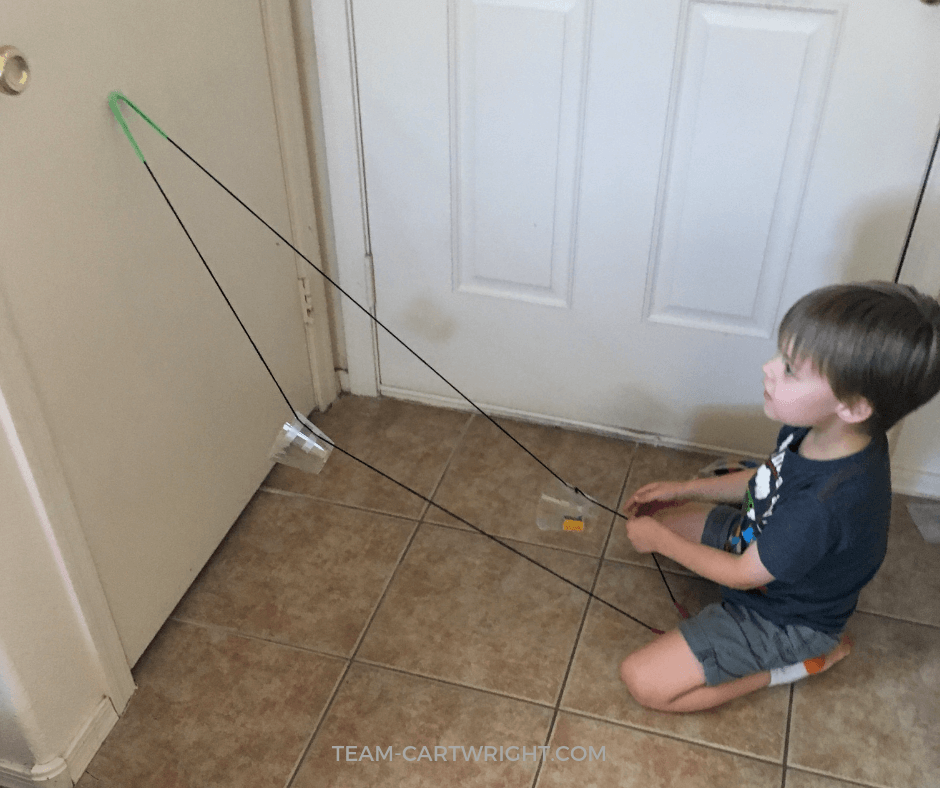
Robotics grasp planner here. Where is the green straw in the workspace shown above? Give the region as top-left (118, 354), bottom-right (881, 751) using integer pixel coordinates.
top-left (108, 91), bottom-right (168, 164)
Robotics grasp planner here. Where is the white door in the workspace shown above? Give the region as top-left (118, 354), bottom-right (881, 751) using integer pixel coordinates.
top-left (324, 0), bottom-right (940, 458)
top-left (1, 0), bottom-right (325, 663)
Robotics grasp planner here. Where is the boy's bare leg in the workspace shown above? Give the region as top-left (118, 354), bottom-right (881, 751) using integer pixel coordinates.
top-left (635, 499), bottom-right (714, 545)
top-left (624, 497), bottom-right (855, 711)
top-left (622, 630), bottom-right (854, 713)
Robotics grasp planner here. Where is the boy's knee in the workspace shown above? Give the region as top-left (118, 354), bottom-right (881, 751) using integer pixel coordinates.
top-left (620, 655), bottom-right (655, 707)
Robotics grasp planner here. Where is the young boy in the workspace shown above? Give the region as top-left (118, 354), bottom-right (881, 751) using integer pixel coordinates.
top-left (619, 281), bottom-right (940, 713)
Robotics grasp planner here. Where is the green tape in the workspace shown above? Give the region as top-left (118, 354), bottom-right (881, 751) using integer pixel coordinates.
top-left (108, 91), bottom-right (168, 164)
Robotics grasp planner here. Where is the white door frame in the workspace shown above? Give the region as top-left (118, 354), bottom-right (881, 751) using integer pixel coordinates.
top-left (261, 0), bottom-right (340, 408)
top-left (310, 0), bottom-right (380, 397)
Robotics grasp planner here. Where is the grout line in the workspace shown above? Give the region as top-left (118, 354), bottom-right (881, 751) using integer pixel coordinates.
top-left (417, 411), bottom-right (477, 523)
top-left (336, 413), bottom-right (477, 662)
top-left (529, 464), bottom-right (636, 787)
top-left (851, 606), bottom-right (940, 631)
top-left (344, 517), bottom-right (423, 661)
top-left (556, 707), bottom-right (790, 767)
top-left (781, 766), bottom-right (888, 788)
top-left (156, 618), bottom-right (354, 788)
top-left (166, 615), bottom-right (349, 661)
top-left (257, 485), bottom-right (422, 521)
top-left (338, 659), bottom-right (795, 775)
top-left (284, 658), bottom-right (355, 788)
top-left (348, 658), bottom-right (559, 711)
top-left (279, 411), bottom-right (475, 788)
top-left (555, 469), bottom-right (631, 709)
top-left (528, 720), bottom-right (551, 788)
top-left (604, 553), bottom-right (696, 577)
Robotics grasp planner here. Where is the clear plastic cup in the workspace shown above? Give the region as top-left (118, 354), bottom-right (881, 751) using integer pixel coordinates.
top-left (269, 411), bottom-right (333, 475)
top-left (536, 479), bottom-right (591, 531)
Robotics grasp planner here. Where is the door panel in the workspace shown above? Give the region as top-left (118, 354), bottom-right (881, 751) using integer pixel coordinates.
top-left (452, 0), bottom-right (591, 307)
top-left (648, 3), bottom-right (840, 338)
top-left (352, 0), bottom-right (940, 456)
top-left (1, 0), bottom-right (315, 663)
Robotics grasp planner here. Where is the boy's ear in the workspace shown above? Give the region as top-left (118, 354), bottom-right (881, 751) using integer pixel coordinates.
top-left (836, 395), bottom-right (873, 425)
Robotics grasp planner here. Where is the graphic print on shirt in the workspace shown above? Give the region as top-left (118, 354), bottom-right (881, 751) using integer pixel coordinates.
top-left (723, 432), bottom-right (795, 556)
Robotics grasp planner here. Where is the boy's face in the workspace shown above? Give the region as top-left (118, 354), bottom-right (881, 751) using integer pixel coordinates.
top-left (761, 345), bottom-right (850, 427)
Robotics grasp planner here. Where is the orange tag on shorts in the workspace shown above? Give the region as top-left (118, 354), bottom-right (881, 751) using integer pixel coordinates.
top-left (563, 518), bottom-right (584, 532)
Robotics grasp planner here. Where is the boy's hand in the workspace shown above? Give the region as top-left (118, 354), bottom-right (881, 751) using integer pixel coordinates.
top-left (625, 515), bottom-right (666, 554)
top-left (623, 480), bottom-right (693, 517)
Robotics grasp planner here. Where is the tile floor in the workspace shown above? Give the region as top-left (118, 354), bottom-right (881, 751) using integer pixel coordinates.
top-left (78, 395), bottom-right (940, 788)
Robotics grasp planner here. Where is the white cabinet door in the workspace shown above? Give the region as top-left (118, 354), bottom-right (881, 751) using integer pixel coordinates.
top-left (333, 0), bottom-right (940, 457)
top-left (1, 0), bottom-right (317, 663)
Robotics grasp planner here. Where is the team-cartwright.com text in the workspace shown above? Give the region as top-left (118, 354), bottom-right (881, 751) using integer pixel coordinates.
top-left (332, 745), bottom-right (605, 763)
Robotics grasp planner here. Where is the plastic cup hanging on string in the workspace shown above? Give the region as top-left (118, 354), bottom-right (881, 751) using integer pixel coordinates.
top-left (536, 477), bottom-right (598, 532)
top-left (269, 411), bottom-right (333, 475)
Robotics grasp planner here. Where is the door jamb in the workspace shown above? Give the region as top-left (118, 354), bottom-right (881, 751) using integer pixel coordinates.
top-left (261, 0), bottom-right (342, 408)
top-left (306, 0), bottom-right (380, 397)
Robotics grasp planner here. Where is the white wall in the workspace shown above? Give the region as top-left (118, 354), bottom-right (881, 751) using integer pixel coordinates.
top-left (893, 135), bottom-right (940, 500)
top-left (0, 270), bottom-right (131, 786)
top-left (0, 671), bottom-right (33, 776)
top-left (0, 383), bottom-right (116, 786)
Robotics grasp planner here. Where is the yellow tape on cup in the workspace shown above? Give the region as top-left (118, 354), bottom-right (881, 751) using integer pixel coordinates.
top-left (563, 518), bottom-right (584, 532)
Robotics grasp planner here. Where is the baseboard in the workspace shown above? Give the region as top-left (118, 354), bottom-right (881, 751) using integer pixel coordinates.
top-left (891, 464), bottom-right (940, 501)
top-left (380, 386), bottom-right (940, 501)
top-left (378, 385), bottom-right (767, 461)
top-left (0, 759), bottom-right (72, 788)
top-left (0, 697), bottom-right (118, 788)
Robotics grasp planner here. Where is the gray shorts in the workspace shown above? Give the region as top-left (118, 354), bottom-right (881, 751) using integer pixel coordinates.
top-left (677, 504), bottom-right (842, 687)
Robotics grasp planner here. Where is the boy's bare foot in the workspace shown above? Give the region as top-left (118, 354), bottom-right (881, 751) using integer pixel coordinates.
top-left (804, 633), bottom-right (853, 675)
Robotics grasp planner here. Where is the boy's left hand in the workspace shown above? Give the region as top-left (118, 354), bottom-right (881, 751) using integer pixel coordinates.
top-left (625, 515), bottom-right (666, 554)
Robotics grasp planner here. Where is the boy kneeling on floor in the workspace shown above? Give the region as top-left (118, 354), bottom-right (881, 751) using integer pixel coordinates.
top-left (620, 281), bottom-right (940, 713)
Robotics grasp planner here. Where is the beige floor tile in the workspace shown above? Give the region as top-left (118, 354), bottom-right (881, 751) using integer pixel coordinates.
top-left (172, 492), bottom-right (416, 656)
top-left (293, 663), bottom-right (553, 787)
top-left (264, 395), bottom-right (471, 518)
top-left (561, 561), bottom-right (792, 762)
top-left (427, 415), bottom-right (636, 556)
top-left (536, 712), bottom-right (782, 788)
top-left (857, 494), bottom-right (940, 627)
top-left (357, 523), bottom-right (599, 705)
top-left (82, 620), bottom-right (345, 788)
top-left (788, 611), bottom-right (940, 788)
top-left (784, 770), bottom-right (874, 788)
top-left (606, 443), bottom-right (748, 574)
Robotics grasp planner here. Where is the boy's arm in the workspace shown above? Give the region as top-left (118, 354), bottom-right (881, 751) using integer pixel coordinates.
top-left (653, 527), bottom-right (775, 590)
top-left (683, 467), bottom-right (758, 504)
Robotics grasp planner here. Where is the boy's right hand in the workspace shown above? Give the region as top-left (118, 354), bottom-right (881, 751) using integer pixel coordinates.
top-left (623, 480), bottom-right (695, 517)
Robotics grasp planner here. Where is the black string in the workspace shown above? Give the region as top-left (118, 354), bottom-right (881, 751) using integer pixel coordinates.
top-left (165, 137), bottom-right (610, 512)
top-left (164, 135), bottom-right (684, 613)
top-left (142, 144), bottom-right (683, 634)
top-left (895, 117), bottom-right (940, 283)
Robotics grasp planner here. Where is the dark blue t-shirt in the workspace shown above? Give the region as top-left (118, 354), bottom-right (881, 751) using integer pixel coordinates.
top-left (720, 425), bottom-right (891, 634)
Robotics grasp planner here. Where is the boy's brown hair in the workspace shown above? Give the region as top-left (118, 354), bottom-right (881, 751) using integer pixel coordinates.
top-left (778, 281), bottom-right (940, 435)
